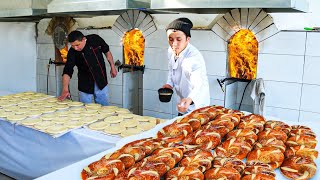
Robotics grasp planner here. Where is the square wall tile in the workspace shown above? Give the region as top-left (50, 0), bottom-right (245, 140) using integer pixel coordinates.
top-left (98, 29), bottom-right (123, 46)
top-left (210, 99), bottom-right (224, 107)
top-left (143, 109), bottom-right (173, 119)
top-left (144, 47), bottom-right (169, 70)
top-left (202, 51), bottom-right (227, 76)
top-left (299, 111), bottom-right (320, 123)
top-left (303, 56), bottom-right (320, 85)
top-left (225, 82), bottom-right (238, 109)
top-left (300, 84), bottom-right (320, 113)
top-left (109, 46), bottom-right (123, 65)
top-left (39, 74), bottom-right (57, 94)
top-left (108, 84), bottom-right (123, 105)
top-left (236, 81), bottom-right (254, 106)
top-left (237, 104), bottom-right (253, 113)
top-left (171, 93), bottom-right (178, 115)
top-left (265, 106), bottom-right (300, 122)
top-left (143, 69), bottom-right (168, 91)
top-left (190, 30), bottom-right (227, 52)
top-left (37, 19), bottom-right (53, 44)
top-left (306, 32), bottom-right (320, 57)
top-left (37, 43), bottom-right (55, 60)
top-left (143, 89), bottom-right (172, 114)
top-left (264, 81), bottom-right (302, 110)
top-left (257, 54), bottom-right (304, 83)
top-left (208, 75), bottom-right (225, 101)
top-left (145, 29), bottom-right (168, 48)
top-left (259, 31), bottom-right (306, 55)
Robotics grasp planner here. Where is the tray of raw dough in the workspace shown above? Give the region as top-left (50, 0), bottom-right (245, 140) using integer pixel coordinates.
top-left (85, 113), bottom-right (167, 138)
top-left (0, 92), bottom-right (54, 107)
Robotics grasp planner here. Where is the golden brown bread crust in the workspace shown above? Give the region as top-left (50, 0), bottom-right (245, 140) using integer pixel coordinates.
top-left (284, 145), bottom-right (319, 160)
top-left (165, 167), bottom-right (204, 180)
top-left (223, 108), bottom-right (245, 118)
top-left (208, 118), bottom-right (235, 132)
top-left (289, 129), bottom-right (316, 137)
top-left (81, 159), bottom-right (125, 180)
top-left (212, 157), bottom-right (245, 174)
top-left (139, 154), bottom-right (176, 170)
top-left (179, 149), bottom-right (214, 172)
top-left (182, 129), bottom-right (221, 150)
top-left (215, 113), bottom-right (241, 127)
top-left (213, 137), bottom-right (252, 160)
top-left (115, 168), bottom-right (160, 180)
top-left (246, 146), bottom-right (284, 169)
top-left (201, 124), bottom-right (230, 137)
top-left (286, 135), bottom-right (318, 149)
top-left (189, 112), bottom-right (211, 125)
top-left (122, 138), bottom-right (161, 155)
top-left (238, 114), bottom-right (266, 133)
top-left (254, 137), bottom-right (286, 153)
top-left (243, 161), bottom-right (276, 180)
top-left (257, 129), bottom-right (288, 143)
top-left (204, 167), bottom-right (241, 180)
top-left (226, 129), bottom-right (258, 146)
top-left (264, 120), bottom-right (291, 135)
top-left (192, 105), bottom-right (223, 120)
top-left (152, 147), bottom-right (183, 164)
top-left (157, 123), bottom-right (193, 143)
top-left (291, 125), bottom-right (311, 131)
top-left (280, 156), bottom-right (317, 180)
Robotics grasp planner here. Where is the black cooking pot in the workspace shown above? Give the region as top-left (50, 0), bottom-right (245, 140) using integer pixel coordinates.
top-left (158, 88), bottom-right (173, 102)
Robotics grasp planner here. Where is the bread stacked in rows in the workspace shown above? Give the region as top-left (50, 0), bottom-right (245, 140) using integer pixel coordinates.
top-left (80, 105), bottom-right (318, 180)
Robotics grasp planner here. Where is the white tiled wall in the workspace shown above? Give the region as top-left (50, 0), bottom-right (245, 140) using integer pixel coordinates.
top-left (36, 18), bottom-right (320, 122)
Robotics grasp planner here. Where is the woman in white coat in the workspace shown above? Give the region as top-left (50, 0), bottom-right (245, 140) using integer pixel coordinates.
top-left (162, 18), bottom-right (210, 115)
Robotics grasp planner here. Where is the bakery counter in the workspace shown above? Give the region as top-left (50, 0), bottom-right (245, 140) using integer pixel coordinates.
top-left (35, 114), bottom-right (320, 180)
top-left (0, 120), bottom-right (116, 180)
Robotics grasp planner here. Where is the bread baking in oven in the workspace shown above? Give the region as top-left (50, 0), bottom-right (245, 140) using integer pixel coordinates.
top-left (280, 156), bottom-right (317, 180)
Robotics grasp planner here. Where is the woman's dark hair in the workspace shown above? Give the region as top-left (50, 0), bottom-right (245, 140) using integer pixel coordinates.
top-left (68, 30), bottom-right (84, 42)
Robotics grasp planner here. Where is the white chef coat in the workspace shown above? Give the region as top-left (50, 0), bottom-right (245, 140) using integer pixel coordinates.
top-left (166, 43), bottom-right (210, 113)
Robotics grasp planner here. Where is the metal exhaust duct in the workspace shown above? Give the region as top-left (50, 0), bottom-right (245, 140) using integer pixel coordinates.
top-left (151, 0), bottom-right (309, 13)
top-left (0, 0), bottom-right (51, 17)
top-left (47, 0), bottom-right (150, 15)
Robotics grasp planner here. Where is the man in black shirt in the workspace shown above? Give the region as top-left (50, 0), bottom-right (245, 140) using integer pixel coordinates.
top-left (58, 30), bottom-right (117, 105)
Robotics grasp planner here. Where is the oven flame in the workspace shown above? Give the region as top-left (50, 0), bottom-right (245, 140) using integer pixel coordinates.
top-left (228, 29), bottom-right (258, 80)
top-left (59, 45), bottom-right (68, 63)
top-left (122, 29), bottom-right (145, 66)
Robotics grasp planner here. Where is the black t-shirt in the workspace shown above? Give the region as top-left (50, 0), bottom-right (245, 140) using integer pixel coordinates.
top-left (63, 34), bottom-right (110, 94)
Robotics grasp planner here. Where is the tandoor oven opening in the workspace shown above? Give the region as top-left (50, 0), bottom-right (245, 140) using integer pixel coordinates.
top-left (228, 29), bottom-right (258, 80)
top-left (121, 28), bottom-right (145, 73)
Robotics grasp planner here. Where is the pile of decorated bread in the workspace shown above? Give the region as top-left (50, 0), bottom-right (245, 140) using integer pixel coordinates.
top-left (81, 105), bottom-right (318, 180)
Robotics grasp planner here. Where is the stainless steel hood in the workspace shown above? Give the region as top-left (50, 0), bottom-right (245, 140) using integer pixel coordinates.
top-left (0, 0), bottom-right (51, 17)
top-left (47, 0), bottom-right (150, 15)
top-left (151, 0), bottom-right (309, 13)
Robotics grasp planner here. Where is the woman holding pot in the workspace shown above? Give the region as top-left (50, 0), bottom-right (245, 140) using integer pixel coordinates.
top-left (161, 17), bottom-right (210, 116)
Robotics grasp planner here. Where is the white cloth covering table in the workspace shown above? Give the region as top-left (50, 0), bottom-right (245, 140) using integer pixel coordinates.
top-left (0, 120), bottom-right (116, 180)
top-left (35, 115), bottom-right (320, 180)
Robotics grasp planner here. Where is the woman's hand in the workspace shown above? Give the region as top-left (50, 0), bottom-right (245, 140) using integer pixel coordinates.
top-left (177, 97), bottom-right (193, 113)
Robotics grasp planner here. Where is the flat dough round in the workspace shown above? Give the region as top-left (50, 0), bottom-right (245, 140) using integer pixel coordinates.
top-left (120, 119), bottom-right (139, 128)
top-left (53, 117), bottom-right (70, 124)
top-left (45, 125), bottom-right (68, 134)
top-left (68, 101), bottom-right (84, 107)
top-left (137, 122), bottom-right (155, 131)
top-left (26, 111), bottom-right (43, 117)
top-left (41, 108), bottom-right (56, 114)
top-left (118, 113), bottom-right (134, 119)
top-left (6, 114), bottom-right (26, 121)
top-left (34, 121), bottom-right (55, 130)
top-left (88, 121), bottom-right (110, 130)
top-left (104, 116), bottom-right (123, 123)
top-left (0, 112), bottom-right (13, 118)
top-left (46, 98), bottom-right (58, 103)
top-left (120, 128), bottom-right (141, 137)
top-left (21, 118), bottom-right (43, 126)
top-left (53, 105), bottom-right (69, 110)
top-left (80, 117), bottom-right (99, 124)
top-left (103, 125), bottom-right (126, 134)
top-left (63, 121), bottom-right (84, 128)
top-left (115, 108), bottom-right (131, 114)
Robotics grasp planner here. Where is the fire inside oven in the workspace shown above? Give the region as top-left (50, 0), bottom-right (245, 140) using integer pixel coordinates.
top-left (228, 29), bottom-right (258, 80)
top-left (121, 28), bottom-right (145, 73)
